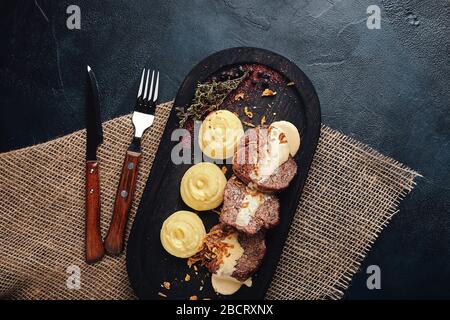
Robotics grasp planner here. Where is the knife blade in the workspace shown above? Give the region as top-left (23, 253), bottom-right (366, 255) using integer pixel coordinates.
top-left (86, 65), bottom-right (103, 160)
top-left (85, 65), bottom-right (105, 264)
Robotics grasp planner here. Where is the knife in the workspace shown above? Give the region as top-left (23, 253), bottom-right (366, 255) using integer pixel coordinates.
top-left (104, 68), bottom-right (159, 255)
top-left (85, 65), bottom-right (105, 264)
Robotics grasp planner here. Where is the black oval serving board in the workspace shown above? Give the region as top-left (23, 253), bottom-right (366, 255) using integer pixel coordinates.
top-left (126, 47), bottom-right (321, 300)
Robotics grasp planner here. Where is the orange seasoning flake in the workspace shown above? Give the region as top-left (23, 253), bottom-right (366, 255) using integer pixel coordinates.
top-left (163, 281), bottom-right (171, 290)
top-left (262, 88), bottom-right (277, 97)
top-left (190, 295), bottom-right (198, 300)
top-left (260, 115), bottom-right (267, 126)
top-left (185, 274), bottom-right (191, 282)
top-left (234, 92), bottom-right (245, 101)
top-left (279, 132), bottom-right (288, 144)
top-left (244, 106), bottom-right (254, 119)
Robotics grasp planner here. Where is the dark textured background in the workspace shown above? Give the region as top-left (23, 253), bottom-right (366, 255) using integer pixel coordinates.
top-left (1, 0), bottom-right (449, 299)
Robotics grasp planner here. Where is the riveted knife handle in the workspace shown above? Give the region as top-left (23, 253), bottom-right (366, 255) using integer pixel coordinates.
top-left (85, 161), bottom-right (105, 264)
top-left (105, 150), bottom-right (141, 255)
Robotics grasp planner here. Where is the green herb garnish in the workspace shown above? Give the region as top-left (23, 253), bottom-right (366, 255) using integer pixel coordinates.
top-left (176, 73), bottom-right (247, 127)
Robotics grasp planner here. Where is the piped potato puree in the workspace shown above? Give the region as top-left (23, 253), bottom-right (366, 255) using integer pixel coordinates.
top-left (160, 210), bottom-right (206, 258)
top-left (180, 162), bottom-right (227, 211)
top-left (199, 110), bottom-right (244, 159)
top-left (211, 232), bottom-right (252, 295)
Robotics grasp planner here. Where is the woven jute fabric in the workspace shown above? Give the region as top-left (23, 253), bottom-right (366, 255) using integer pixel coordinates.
top-left (0, 101), bottom-right (420, 300)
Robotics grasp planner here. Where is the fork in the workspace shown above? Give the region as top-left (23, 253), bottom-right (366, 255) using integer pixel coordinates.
top-left (104, 68), bottom-right (159, 255)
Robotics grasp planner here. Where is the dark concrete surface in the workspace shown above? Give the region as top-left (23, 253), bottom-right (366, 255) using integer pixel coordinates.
top-left (1, 0), bottom-right (449, 299)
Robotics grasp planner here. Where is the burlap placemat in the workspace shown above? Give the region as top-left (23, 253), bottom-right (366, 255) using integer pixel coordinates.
top-left (0, 101), bottom-right (420, 300)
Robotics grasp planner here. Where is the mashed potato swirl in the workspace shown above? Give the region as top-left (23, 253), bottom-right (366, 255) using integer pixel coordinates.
top-left (199, 110), bottom-right (244, 159)
top-left (160, 210), bottom-right (206, 258)
top-left (180, 162), bottom-right (227, 211)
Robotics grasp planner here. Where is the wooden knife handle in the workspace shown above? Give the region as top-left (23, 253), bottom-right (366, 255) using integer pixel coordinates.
top-left (85, 161), bottom-right (105, 264)
top-left (105, 150), bottom-right (142, 255)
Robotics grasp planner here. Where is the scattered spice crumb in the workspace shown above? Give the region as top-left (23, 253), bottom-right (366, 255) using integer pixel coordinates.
top-left (200, 286), bottom-right (203, 291)
top-left (193, 265), bottom-right (198, 272)
top-left (203, 298), bottom-right (211, 300)
top-left (273, 112), bottom-right (277, 116)
top-left (243, 121), bottom-right (255, 128)
top-left (261, 115), bottom-right (267, 126)
top-left (221, 166), bottom-right (227, 174)
top-left (234, 92), bottom-right (245, 101)
top-left (243, 106), bottom-right (253, 119)
top-left (190, 295), bottom-right (198, 300)
top-left (163, 281), bottom-right (171, 290)
top-left (287, 81), bottom-right (295, 86)
top-left (185, 274), bottom-right (191, 282)
top-left (158, 292), bottom-right (167, 298)
top-left (262, 88), bottom-right (276, 97)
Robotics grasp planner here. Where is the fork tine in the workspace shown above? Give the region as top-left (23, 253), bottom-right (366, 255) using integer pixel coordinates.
top-left (153, 71), bottom-right (159, 102)
top-left (147, 71), bottom-right (155, 101)
top-left (143, 69), bottom-right (150, 100)
top-left (137, 68), bottom-right (145, 98)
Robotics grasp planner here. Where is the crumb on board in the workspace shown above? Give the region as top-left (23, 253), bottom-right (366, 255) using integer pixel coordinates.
top-left (203, 298), bottom-right (211, 300)
top-left (163, 281), bottom-right (171, 290)
top-left (287, 81), bottom-right (295, 86)
top-left (185, 274), bottom-right (191, 282)
top-left (244, 106), bottom-right (253, 119)
top-left (158, 292), bottom-right (167, 298)
top-left (221, 166), bottom-right (227, 174)
top-left (262, 88), bottom-right (277, 97)
top-left (200, 286), bottom-right (203, 291)
top-left (243, 121), bottom-right (255, 128)
top-left (190, 295), bottom-right (198, 300)
top-left (261, 115), bottom-right (267, 126)
top-left (234, 92), bottom-right (245, 101)
top-left (193, 265), bottom-right (198, 272)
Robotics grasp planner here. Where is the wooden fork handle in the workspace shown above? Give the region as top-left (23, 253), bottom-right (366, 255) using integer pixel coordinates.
top-left (105, 150), bottom-right (142, 255)
top-left (85, 161), bottom-right (105, 264)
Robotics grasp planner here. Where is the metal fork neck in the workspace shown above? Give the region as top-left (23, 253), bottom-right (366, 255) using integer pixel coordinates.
top-left (129, 137), bottom-right (142, 152)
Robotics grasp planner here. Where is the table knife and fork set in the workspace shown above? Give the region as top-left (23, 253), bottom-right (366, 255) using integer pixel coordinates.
top-left (85, 66), bottom-right (159, 263)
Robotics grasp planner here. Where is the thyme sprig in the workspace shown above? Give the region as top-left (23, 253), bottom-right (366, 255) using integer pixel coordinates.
top-left (176, 73), bottom-right (247, 127)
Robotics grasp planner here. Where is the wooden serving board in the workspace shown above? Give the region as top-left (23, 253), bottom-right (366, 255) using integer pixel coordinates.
top-left (126, 47), bottom-right (321, 300)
